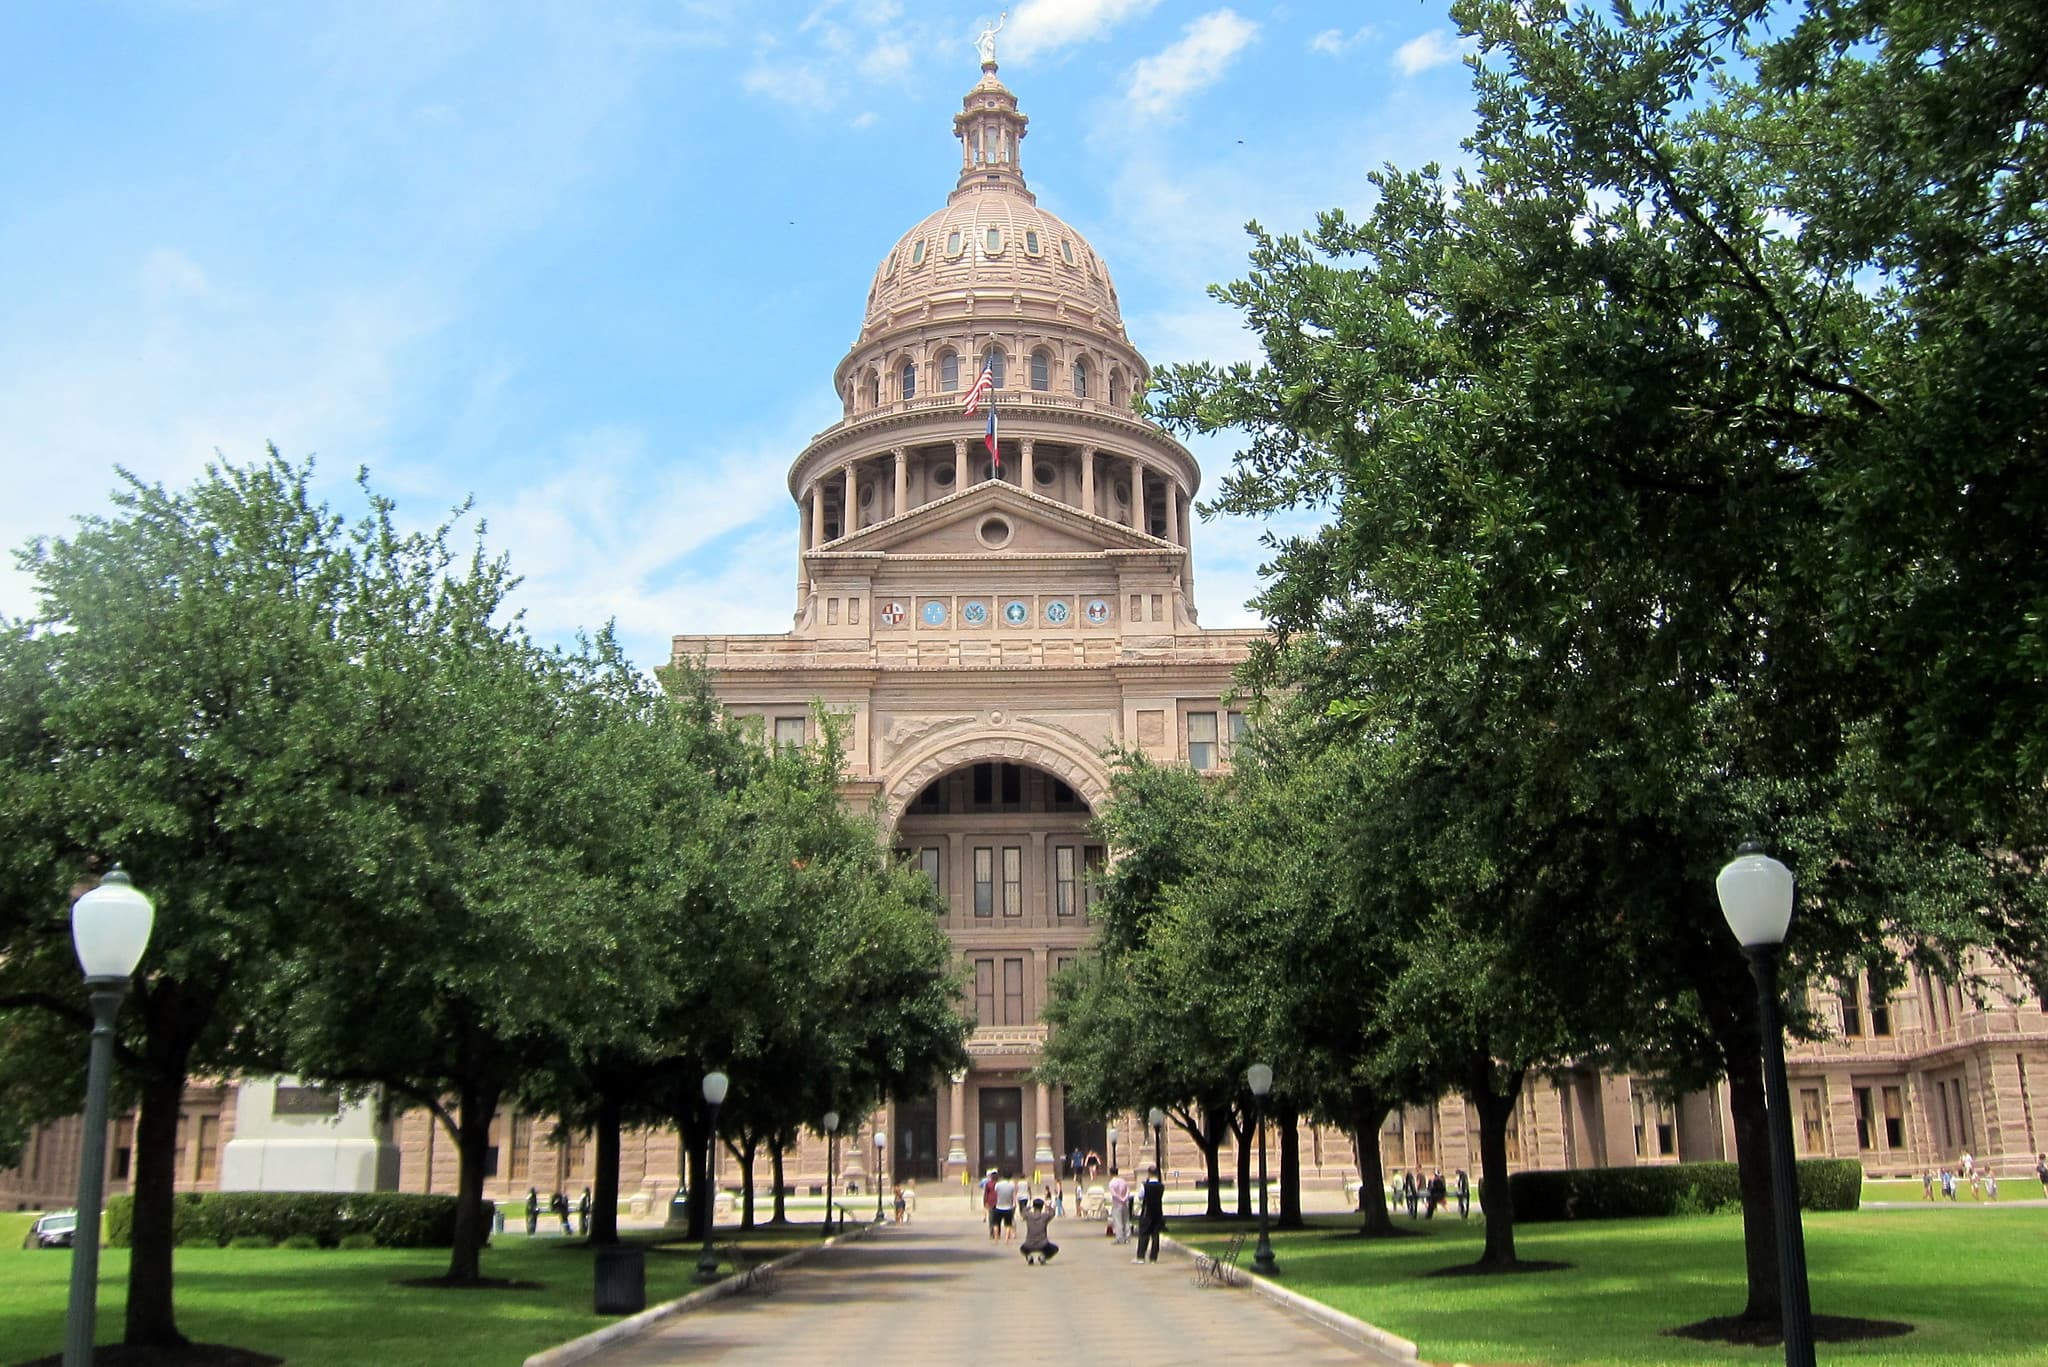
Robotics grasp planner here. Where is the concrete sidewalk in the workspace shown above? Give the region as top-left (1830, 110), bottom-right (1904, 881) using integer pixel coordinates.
top-left (569, 1212), bottom-right (1412, 1365)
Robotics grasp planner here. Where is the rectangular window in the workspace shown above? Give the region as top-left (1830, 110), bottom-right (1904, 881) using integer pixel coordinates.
top-left (919, 847), bottom-right (942, 897)
top-left (774, 716), bottom-right (806, 749)
top-left (1001, 762), bottom-right (1022, 806)
top-left (196, 1114), bottom-right (220, 1183)
top-left (1799, 1088), bottom-right (1827, 1154)
top-left (942, 354), bottom-right (959, 390)
top-left (1840, 976), bottom-right (1863, 1037)
top-left (974, 958), bottom-right (996, 1026)
top-left (1055, 847), bottom-right (1077, 917)
top-left (1871, 992), bottom-right (1892, 1037)
top-left (1002, 957), bottom-right (1025, 1025)
top-left (826, 597), bottom-right (840, 625)
top-left (1188, 711), bottom-right (1219, 770)
top-left (973, 848), bottom-right (994, 917)
top-left (1084, 846), bottom-right (1105, 912)
top-left (973, 763), bottom-right (994, 806)
top-left (112, 1118), bottom-right (133, 1182)
top-left (485, 1144), bottom-right (501, 1178)
top-left (1054, 953), bottom-right (1076, 977)
top-left (1226, 710), bottom-right (1247, 748)
top-left (1882, 1086), bottom-right (1905, 1149)
top-left (1853, 1086), bottom-right (1874, 1149)
top-left (1655, 1102), bottom-right (1676, 1157)
top-left (1002, 846), bottom-right (1022, 917)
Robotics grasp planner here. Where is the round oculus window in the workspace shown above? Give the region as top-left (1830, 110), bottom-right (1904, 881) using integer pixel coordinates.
top-left (977, 516), bottom-right (1013, 549)
top-left (934, 465), bottom-right (957, 486)
top-left (1032, 462), bottom-right (1056, 486)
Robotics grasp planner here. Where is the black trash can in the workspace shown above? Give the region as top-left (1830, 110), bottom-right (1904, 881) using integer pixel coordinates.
top-left (594, 1244), bottom-right (647, 1315)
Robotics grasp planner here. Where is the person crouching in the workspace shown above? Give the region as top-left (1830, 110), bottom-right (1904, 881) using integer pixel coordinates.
top-left (1020, 1197), bottom-right (1059, 1265)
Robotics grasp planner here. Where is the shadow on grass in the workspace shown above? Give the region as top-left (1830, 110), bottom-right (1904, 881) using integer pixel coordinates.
top-left (15, 1346), bottom-right (282, 1367)
top-left (1667, 1312), bottom-right (1915, 1347)
top-left (393, 1274), bottom-right (545, 1290)
top-left (1424, 1258), bottom-right (1573, 1277)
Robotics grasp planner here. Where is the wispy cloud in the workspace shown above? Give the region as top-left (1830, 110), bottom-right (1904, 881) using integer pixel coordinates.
top-left (1394, 28), bottom-right (1475, 76)
top-left (1309, 25), bottom-right (1375, 57)
top-left (1006, 0), bottom-right (1162, 62)
top-left (1125, 9), bottom-right (1257, 119)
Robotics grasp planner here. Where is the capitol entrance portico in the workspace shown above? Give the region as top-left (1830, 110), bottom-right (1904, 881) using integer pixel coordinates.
top-left (669, 51), bottom-right (1257, 1187)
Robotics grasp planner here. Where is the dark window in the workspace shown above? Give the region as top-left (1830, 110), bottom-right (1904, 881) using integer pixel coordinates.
top-left (1853, 1086), bottom-right (1874, 1149)
top-left (1882, 1086), bottom-right (1905, 1148)
top-left (913, 781), bottom-right (946, 813)
top-left (1072, 360), bottom-right (1088, 397)
top-left (1002, 846), bottom-right (1022, 917)
top-left (485, 1145), bottom-right (501, 1178)
top-left (1055, 847), bottom-right (1077, 916)
top-left (941, 353), bottom-right (959, 390)
top-left (1871, 994), bottom-right (1892, 1037)
top-left (1030, 352), bottom-right (1050, 391)
top-left (900, 362), bottom-right (916, 400)
top-left (1001, 763), bottom-right (1022, 805)
top-left (973, 847), bottom-right (994, 918)
top-left (973, 763), bottom-right (994, 806)
top-left (1840, 977), bottom-right (1864, 1037)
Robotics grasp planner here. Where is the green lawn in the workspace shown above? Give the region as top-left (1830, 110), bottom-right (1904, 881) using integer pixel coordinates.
top-left (1180, 1206), bottom-right (2048, 1366)
top-left (0, 1210), bottom-right (822, 1367)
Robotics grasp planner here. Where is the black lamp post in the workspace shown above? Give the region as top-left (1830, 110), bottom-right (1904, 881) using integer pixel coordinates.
top-left (1717, 843), bottom-right (1816, 1367)
top-left (696, 1071), bottom-right (728, 1283)
top-left (821, 1110), bottom-right (839, 1238)
top-left (1107, 1124), bottom-right (1119, 1173)
top-left (1148, 1106), bottom-right (1165, 1172)
top-left (64, 867), bottom-right (155, 1367)
top-left (873, 1129), bottom-right (888, 1223)
top-left (1247, 1063), bottom-right (1277, 1276)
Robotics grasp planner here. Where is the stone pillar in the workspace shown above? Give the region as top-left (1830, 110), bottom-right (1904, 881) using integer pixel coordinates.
top-left (1019, 438), bottom-right (1034, 490)
top-left (844, 462), bottom-right (859, 532)
top-left (893, 446), bottom-right (908, 517)
top-left (1034, 1081), bottom-right (1055, 1166)
top-left (1131, 457), bottom-right (1147, 531)
top-left (954, 439), bottom-right (969, 489)
top-left (797, 501), bottom-right (812, 605)
top-left (1080, 446), bottom-right (1095, 516)
top-left (1164, 478), bottom-right (1180, 544)
top-left (811, 484), bottom-right (826, 548)
top-left (947, 1076), bottom-right (968, 1169)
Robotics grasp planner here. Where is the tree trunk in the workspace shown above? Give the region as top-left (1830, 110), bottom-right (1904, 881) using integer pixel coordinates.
top-left (1191, 1107), bottom-right (1228, 1218)
top-left (725, 1134), bottom-right (758, 1230)
top-left (590, 1096), bottom-right (622, 1246)
top-left (1352, 1113), bottom-right (1396, 1236)
top-left (769, 1138), bottom-right (790, 1225)
top-left (445, 1079), bottom-right (500, 1282)
top-left (1467, 1055), bottom-right (1523, 1269)
top-left (678, 1109), bottom-right (710, 1243)
top-left (123, 1058), bottom-right (192, 1347)
top-left (1276, 1100), bottom-right (1304, 1229)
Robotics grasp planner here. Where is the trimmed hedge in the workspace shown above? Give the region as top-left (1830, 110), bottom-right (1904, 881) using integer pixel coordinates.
top-left (1510, 1159), bottom-right (1862, 1222)
top-left (105, 1192), bottom-right (491, 1249)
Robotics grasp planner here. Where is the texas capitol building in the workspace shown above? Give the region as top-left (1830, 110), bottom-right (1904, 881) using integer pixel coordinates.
top-left (7, 54), bottom-right (2048, 1214)
top-left (669, 53), bottom-right (1259, 1186)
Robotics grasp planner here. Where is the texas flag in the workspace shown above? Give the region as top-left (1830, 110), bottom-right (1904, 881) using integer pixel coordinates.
top-left (984, 405), bottom-right (1000, 472)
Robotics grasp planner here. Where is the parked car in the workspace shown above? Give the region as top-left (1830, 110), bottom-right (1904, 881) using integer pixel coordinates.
top-left (27, 1210), bottom-right (78, 1249)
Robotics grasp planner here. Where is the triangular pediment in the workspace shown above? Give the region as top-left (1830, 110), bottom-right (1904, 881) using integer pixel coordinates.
top-left (821, 481), bottom-right (1173, 559)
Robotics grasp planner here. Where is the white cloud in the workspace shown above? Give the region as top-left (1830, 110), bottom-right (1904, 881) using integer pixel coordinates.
top-left (1309, 25), bottom-right (1374, 57)
top-left (1125, 9), bottom-right (1257, 120)
top-left (1005, 0), bottom-right (1160, 62)
top-left (851, 109), bottom-right (881, 129)
top-left (860, 37), bottom-right (914, 82)
top-left (1394, 28), bottom-right (1475, 76)
top-left (742, 57), bottom-right (839, 108)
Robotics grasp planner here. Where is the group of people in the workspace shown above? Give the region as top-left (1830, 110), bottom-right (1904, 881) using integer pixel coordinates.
top-left (980, 1162), bottom-right (1168, 1267)
top-left (891, 1181), bottom-right (918, 1223)
top-left (1388, 1167), bottom-right (1470, 1219)
top-left (1921, 1151), bottom-right (2047, 1202)
top-left (524, 1186), bottom-right (591, 1236)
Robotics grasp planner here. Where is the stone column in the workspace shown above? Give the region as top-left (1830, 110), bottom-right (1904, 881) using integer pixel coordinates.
top-left (1019, 438), bottom-right (1035, 490)
top-left (947, 1075), bottom-right (968, 1169)
top-left (1080, 446), bottom-right (1095, 516)
top-left (1164, 478), bottom-right (1180, 544)
top-left (844, 462), bottom-right (859, 532)
top-left (811, 484), bottom-right (826, 548)
top-left (893, 446), bottom-right (908, 517)
top-left (1034, 1080), bottom-right (1056, 1166)
top-left (1131, 456), bottom-right (1147, 531)
top-left (954, 439), bottom-right (969, 489)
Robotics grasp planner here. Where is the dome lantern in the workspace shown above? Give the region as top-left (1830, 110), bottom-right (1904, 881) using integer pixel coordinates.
top-left (952, 60), bottom-right (1031, 201)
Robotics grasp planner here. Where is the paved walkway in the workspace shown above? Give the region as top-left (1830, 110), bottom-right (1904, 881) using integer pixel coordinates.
top-left (578, 1212), bottom-right (1407, 1366)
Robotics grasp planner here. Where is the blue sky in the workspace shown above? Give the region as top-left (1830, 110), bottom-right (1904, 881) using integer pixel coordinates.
top-left (0, 1), bottom-right (1482, 671)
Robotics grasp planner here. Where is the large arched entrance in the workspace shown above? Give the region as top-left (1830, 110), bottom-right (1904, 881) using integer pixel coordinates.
top-left (889, 759), bottom-right (1106, 1182)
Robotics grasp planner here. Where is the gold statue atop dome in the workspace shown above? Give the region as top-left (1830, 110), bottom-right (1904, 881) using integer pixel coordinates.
top-left (974, 12), bottom-right (1006, 67)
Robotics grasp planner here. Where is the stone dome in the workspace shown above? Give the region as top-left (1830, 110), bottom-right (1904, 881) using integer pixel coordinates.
top-left (858, 61), bottom-right (1126, 342)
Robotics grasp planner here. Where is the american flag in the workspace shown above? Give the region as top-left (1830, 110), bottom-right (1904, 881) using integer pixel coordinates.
top-left (962, 361), bottom-right (995, 416)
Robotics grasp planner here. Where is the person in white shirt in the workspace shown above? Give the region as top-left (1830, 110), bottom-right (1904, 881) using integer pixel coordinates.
top-left (992, 1172), bottom-right (1020, 1241)
top-left (1106, 1168), bottom-right (1131, 1243)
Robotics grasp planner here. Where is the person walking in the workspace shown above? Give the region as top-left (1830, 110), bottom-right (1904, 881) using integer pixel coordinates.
top-left (1133, 1163), bottom-right (1166, 1264)
top-left (1455, 1169), bottom-right (1470, 1219)
top-left (982, 1169), bottom-right (999, 1239)
top-left (525, 1187), bottom-right (540, 1236)
top-left (1402, 1169), bottom-right (1419, 1219)
top-left (2037, 1153), bottom-right (2048, 1197)
top-left (1427, 1169), bottom-right (1447, 1218)
top-left (993, 1171), bottom-right (1020, 1242)
top-left (893, 1183), bottom-right (907, 1224)
top-left (1107, 1167), bottom-right (1131, 1243)
top-left (578, 1188), bottom-right (591, 1236)
top-left (551, 1190), bottom-right (572, 1233)
top-left (1020, 1196), bottom-right (1060, 1265)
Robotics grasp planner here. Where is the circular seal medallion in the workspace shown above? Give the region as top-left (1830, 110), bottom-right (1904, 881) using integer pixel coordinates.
top-left (1002, 600), bottom-right (1030, 625)
top-left (878, 600), bottom-right (906, 626)
top-left (1084, 598), bottom-right (1112, 625)
top-left (962, 600), bottom-right (989, 625)
top-left (920, 600), bottom-right (948, 627)
top-left (1044, 600), bottom-right (1071, 625)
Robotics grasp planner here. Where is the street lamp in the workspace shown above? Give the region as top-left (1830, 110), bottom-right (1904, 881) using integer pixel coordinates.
top-left (1246, 1063), bottom-right (1278, 1276)
top-left (696, 1071), bottom-right (728, 1283)
top-left (821, 1111), bottom-right (839, 1238)
top-left (873, 1129), bottom-right (888, 1223)
top-left (1107, 1124), bottom-right (1119, 1173)
top-left (1716, 843), bottom-right (1815, 1367)
top-left (1148, 1106), bottom-right (1166, 1172)
top-left (65, 866), bottom-right (155, 1367)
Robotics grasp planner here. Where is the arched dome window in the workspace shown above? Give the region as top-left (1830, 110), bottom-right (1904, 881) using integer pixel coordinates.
top-left (940, 351), bottom-right (960, 391)
top-left (982, 349), bottom-right (1006, 388)
top-left (1108, 369), bottom-right (1125, 408)
top-left (900, 361), bottom-right (916, 400)
top-left (867, 370), bottom-right (881, 408)
top-left (1072, 359), bottom-right (1090, 398)
top-left (1030, 351), bottom-right (1051, 392)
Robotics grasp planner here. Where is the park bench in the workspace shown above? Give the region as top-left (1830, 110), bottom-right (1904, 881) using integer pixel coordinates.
top-left (1192, 1230), bottom-right (1247, 1288)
